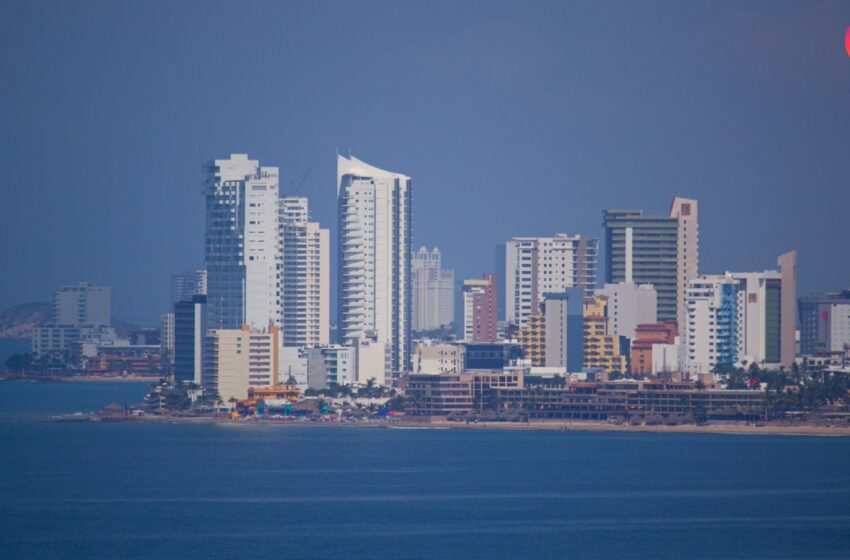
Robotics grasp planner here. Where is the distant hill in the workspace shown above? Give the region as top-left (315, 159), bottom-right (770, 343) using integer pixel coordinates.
top-left (0, 302), bottom-right (51, 339)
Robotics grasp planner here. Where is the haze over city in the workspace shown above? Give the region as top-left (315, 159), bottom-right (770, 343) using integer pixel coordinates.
top-left (2, 0), bottom-right (849, 323)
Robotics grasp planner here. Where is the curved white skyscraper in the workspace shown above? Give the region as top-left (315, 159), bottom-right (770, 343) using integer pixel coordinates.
top-left (337, 154), bottom-right (411, 379)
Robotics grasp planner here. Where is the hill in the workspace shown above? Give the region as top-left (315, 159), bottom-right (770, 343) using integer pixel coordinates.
top-left (0, 302), bottom-right (51, 339)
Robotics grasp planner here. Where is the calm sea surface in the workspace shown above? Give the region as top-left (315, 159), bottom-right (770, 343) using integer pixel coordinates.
top-left (1, 380), bottom-right (850, 559)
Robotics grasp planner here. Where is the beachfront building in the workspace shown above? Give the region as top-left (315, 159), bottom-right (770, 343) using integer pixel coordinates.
top-left (173, 295), bottom-right (206, 385)
top-left (203, 325), bottom-right (280, 404)
top-left (412, 342), bottom-right (466, 374)
top-left (337, 154), bottom-right (411, 380)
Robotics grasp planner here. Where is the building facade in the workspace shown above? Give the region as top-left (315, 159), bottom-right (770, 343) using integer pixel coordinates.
top-left (685, 275), bottom-right (740, 376)
top-left (799, 290), bottom-right (850, 355)
top-left (337, 154), bottom-right (411, 379)
top-left (412, 343), bottom-right (466, 374)
top-left (173, 295), bottom-right (205, 385)
top-left (595, 282), bottom-right (658, 340)
top-left (462, 273), bottom-right (498, 343)
top-left (53, 283), bottom-right (110, 327)
top-left (171, 270), bottom-right (207, 305)
top-left (730, 271), bottom-right (782, 366)
top-left (160, 312), bottom-right (175, 370)
top-left (583, 295), bottom-right (627, 376)
top-left (603, 198), bottom-right (699, 327)
top-left (203, 325), bottom-right (279, 404)
top-left (279, 196), bottom-right (329, 348)
top-left (411, 247), bottom-right (454, 332)
top-left (630, 322), bottom-right (678, 377)
top-left (204, 154), bottom-right (280, 333)
top-left (504, 234), bottom-right (598, 329)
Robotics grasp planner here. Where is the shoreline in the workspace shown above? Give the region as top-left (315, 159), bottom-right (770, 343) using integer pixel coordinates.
top-left (65, 414), bottom-right (850, 437)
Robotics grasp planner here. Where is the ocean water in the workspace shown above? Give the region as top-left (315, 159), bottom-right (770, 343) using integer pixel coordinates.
top-left (1, 381), bottom-right (850, 559)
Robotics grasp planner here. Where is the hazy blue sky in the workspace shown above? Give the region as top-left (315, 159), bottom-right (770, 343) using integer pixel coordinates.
top-left (1, 0), bottom-right (849, 324)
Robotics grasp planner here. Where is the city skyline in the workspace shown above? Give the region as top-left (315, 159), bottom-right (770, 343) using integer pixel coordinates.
top-left (2, 1), bottom-right (850, 323)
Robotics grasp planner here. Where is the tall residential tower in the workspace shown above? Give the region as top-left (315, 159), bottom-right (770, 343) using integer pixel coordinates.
top-left (603, 197), bottom-right (699, 326)
top-left (337, 154), bottom-right (412, 380)
top-left (503, 234), bottom-right (598, 329)
top-left (204, 154), bottom-right (280, 332)
top-left (279, 196), bottom-right (329, 348)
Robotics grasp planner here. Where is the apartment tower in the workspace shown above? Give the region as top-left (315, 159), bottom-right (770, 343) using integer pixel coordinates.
top-left (337, 154), bottom-right (412, 379)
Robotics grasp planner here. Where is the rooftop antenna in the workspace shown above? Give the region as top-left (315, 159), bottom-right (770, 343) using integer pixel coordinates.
top-left (291, 168), bottom-right (312, 196)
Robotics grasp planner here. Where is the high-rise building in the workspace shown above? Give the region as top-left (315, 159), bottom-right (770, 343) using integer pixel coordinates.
top-left (462, 274), bottom-right (498, 343)
top-left (517, 292), bottom-right (572, 369)
top-left (171, 270), bottom-right (207, 305)
top-left (603, 198), bottom-right (699, 326)
top-left (778, 251), bottom-right (797, 367)
top-left (337, 154), bottom-right (411, 379)
top-left (53, 283), bottom-right (111, 327)
top-left (411, 247), bottom-right (454, 332)
top-left (583, 295), bottom-right (627, 376)
top-left (596, 282), bottom-right (658, 340)
top-left (174, 295), bottom-right (206, 385)
top-left (204, 154), bottom-right (280, 332)
top-left (203, 325), bottom-right (280, 403)
top-left (799, 290), bottom-right (850, 355)
top-left (686, 263), bottom-right (794, 376)
top-left (504, 234), bottom-right (598, 329)
top-left (730, 271), bottom-right (783, 366)
top-left (685, 275), bottom-right (740, 376)
top-left (670, 198), bottom-right (699, 330)
top-left (160, 312), bottom-right (175, 370)
top-left (279, 196), bottom-right (329, 348)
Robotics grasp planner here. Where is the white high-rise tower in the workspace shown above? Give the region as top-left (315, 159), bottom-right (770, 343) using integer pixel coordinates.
top-left (204, 154), bottom-right (281, 332)
top-left (337, 154), bottom-right (412, 380)
top-left (280, 196), bottom-right (329, 348)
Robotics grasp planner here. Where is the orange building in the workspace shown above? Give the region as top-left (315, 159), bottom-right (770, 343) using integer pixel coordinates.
top-left (630, 321), bottom-right (678, 377)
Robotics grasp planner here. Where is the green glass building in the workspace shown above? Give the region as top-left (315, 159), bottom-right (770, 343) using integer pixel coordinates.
top-left (602, 209), bottom-right (679, 323)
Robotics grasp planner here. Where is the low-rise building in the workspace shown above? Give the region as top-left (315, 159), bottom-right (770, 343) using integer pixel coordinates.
top-left (203, 325), bottom-right (280, 404)
top-left (412, 343), bottom-right (465, 374)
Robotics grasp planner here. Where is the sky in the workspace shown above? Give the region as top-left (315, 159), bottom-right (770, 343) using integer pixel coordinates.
top-left (1, 0), bottom-right (849, 324)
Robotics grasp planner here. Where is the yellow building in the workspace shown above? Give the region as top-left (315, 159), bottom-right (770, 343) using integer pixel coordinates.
top-left (204, 325), bottom-right (280, 405)
top-left (583, 296), bottom-right (627, 376)
top-left (518, 311), bottom-right (546, 366)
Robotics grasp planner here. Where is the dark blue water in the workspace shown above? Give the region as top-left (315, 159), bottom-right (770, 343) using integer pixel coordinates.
top-left (2, 381), bottom-right (850, 559)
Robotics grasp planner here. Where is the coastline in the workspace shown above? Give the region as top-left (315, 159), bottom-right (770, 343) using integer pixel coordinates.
top-left (68, 414), bottom-right (850, 437)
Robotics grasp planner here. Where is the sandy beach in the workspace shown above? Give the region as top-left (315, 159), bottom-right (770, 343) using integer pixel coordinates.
top-left (76, 413), bottom-right (850, 436)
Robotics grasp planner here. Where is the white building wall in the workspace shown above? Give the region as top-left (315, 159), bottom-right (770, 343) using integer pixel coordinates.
top-left (829, 303), bottom-right (850, 352)
top-left (504, 234), bottom-right (597, 328)
top-left (596, 282), bottom-right (657, 340)
top-left (338, 155), bottom-right (411, 376)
